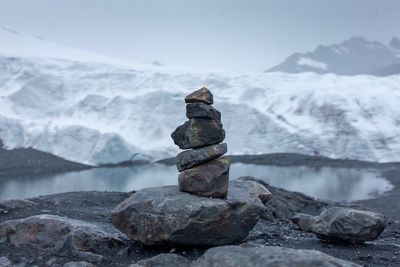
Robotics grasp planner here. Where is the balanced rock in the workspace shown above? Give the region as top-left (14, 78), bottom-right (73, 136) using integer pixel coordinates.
top-left (192, 245), bottom-right (361, 267)
top-left (186, 102), bottom-right (221, 121)
top-left (179, 157), bottom-right (230, 197)
top-left (184, 87), bottom-right (213, 104)
top-left (176, 143), bottom-right (227, 171)
top-left (110, 180), bottom-right (271, 246)
top-left (171, 118), bottom-right (225, 149)
top-left (0, 214), bottom-right (124, 261)
top-left (292, 207), bottom-right (386, 243)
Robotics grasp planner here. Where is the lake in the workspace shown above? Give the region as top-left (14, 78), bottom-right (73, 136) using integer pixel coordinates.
top-left (0, 163), bottom-right (393, 202)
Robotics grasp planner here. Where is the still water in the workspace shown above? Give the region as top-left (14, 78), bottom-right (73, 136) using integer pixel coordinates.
top-left (0, 163), bottom-right (393, 202)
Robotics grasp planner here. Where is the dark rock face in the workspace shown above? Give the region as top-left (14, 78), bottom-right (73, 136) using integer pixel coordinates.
top-left (110, 180), bottom-right (271, 246)
top-left (186, 102), bottom-right (221, 121)
top-left (184, 87), bottom-right (213, 104)
top-left (63, 262), bottom-right (96, 267)
top-left (310, 207), bottom-right (386, 244)
top-left (192, 245), bottom-right (361, 267)
top-left (178, 157), bottom-right (230, 197)
top-left (176, 143), bottom-right (227, 172)
top-left (130, 253), bottom-right (190, 267)
top-left (0, 214), bottom-right (124, 263)
top-left (171, 119), bottom-right (225, 149)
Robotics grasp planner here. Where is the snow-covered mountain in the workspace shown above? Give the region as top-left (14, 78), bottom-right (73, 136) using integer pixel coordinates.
top-left (1, 26), bottom-right (400, 165)
top-left (267, 37), bottom-right (400, 76)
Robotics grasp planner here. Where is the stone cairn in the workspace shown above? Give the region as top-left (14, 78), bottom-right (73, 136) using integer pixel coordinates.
top-left (110, 87), bottom-right (272, 246)
top-left (171, 87), bottom-right (229, 198)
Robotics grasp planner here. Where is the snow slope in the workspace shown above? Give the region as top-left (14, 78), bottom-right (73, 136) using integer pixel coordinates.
top-left (1, 26), bottom-right (400, 164)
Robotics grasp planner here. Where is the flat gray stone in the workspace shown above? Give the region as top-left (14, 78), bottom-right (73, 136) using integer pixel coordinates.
top-left (176, 143), bottom-right (227, 171)
top-left (0, 214), bottom-right (124, 261)
top-left (184, 87), bottom-right (213, 104)
top-left (178, 157), bottom-right (230, 198)
top-left (111, 180), bottom-right (271, 246)
top-left (186, 102), bottom-right (221, 121)
top-left (191, 245), bottom-right (361, 267)
top-left (171, 118), bottom-right (225, 149)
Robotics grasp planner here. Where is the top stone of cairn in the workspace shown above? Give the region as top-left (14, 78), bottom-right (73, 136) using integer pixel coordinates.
top-left (184, 87), bottom-right (213, 105)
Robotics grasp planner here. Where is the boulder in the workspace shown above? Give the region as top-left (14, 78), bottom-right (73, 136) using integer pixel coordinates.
top-left (178, 157), bottom-right (230, 198)
top-left (186, 102), bottom-right (221, 121)
top-left (0, 257), bottom-right (12, 267)
top-left (0, 214), bottom-right (124, 262)
top-left (184, 87), bottom-right (213, 105)
top-left (176, 143), bottom-right (227, 171)
top-left (191, 245), bottom-right (361, 267)
top-left (130, 254), bottom-right (190, 267)
top-left (291, 213), bottom-right (315, 232)
top-left (111, 180), bottom-right (271, 246)
top-left (311, 207), bottom-right (386, 243)
top-left (171, 118), bottom-right (225, 149)
top-left (292, 207), bottom-right (386, 243)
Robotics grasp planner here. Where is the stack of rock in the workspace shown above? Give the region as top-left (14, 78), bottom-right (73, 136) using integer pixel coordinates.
top-left (110, 87), bottom-right (272, 246)
top-left (172, 87), bottom-right (229, 198)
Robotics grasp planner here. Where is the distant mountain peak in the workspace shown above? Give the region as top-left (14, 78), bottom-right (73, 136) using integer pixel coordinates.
top-left (267, 36), bottom-right (400, 76)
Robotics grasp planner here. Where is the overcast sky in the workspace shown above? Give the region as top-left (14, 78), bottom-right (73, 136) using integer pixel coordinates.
top-left (0, 0), bottom-right (399, 71)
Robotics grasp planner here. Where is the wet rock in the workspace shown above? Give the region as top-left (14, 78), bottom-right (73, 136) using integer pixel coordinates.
top-left (111, 180), bottom-right (271, 246)
top-left (0, 257), bottom-right (12, 267)
top-left (130, 254), bottom-right (190, 267)
top-left (186, 102), bottom-right (221, 121)
top-left (238, 176), bottom-right (327, 220)
top-left (178, 157), bottom-right (230, 198)
top-left (192, 245), bottom-right (361, 267)
top-left (176, 143), bottom-right (227, 171)
top-left (292, 213), bottom-right (315, 232)
top-left (63, 262), bottom-right (96, 267)
top-left (184, 87), bottom-right (213, 105)
top-left (171, 119), bottom-right (225, 149)
top-left (311, 207), bottom-right (386, 244)
top-left (0, 214), bottom-right (124, 262)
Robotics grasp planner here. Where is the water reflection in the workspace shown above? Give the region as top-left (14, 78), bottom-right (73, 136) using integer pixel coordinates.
top-left (0, 163), bottom-right (393, 202)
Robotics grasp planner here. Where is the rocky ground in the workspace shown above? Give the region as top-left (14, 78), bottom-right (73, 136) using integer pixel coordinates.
top-left (0, 154), bottom-right (400, 266)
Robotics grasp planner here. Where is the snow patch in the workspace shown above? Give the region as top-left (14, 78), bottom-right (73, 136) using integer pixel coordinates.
top-left (297, 57), bottom-right (328, 70)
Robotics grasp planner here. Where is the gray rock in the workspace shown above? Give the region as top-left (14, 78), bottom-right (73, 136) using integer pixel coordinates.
top-left (111, 180), bottom-right (271, 246)
top-left (178, 157), bottom-right (230, 198)
top-left (238, 176), bottom-right (327, 220)
top-left (176, 143), bottom-right (227, 172)
top-left (0, 214), bottom-right (124, 261)
top-left (171, 118), bottom-right (225, 149)
top-left (130, 254), bottom-right (190, 267)
top-left (311, 207), bottom-right (386, 244)
top-left (186, 102), bottom-right (221, 121)
top-left (292, 213), bottom-right (315, 232)
top-left (191, 245), bottom-right (361, 267)
top-left (184, 87), bottom-right (213, 104)
top-left (63, 262), bottom-right (96, 267)
top-left (0, 257), bottom-right (12, 267)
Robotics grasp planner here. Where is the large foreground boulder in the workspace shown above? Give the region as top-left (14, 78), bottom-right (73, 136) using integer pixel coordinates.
top-left (293, 207), bottom-right (386, 243)
top-left (191, 245), bottom-right (361, 267)
top-left (0, 214), bottom-right (124, 263)
top-left (171, 118), bottom-right (225, 149)
top-left (111, 180), bottom-right (271, 246)
top-left (178, 157), bottom-right (230, 198)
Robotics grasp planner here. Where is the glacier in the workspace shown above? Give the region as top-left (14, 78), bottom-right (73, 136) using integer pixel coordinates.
top-left (1, 26), bottom-right (400, 165)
